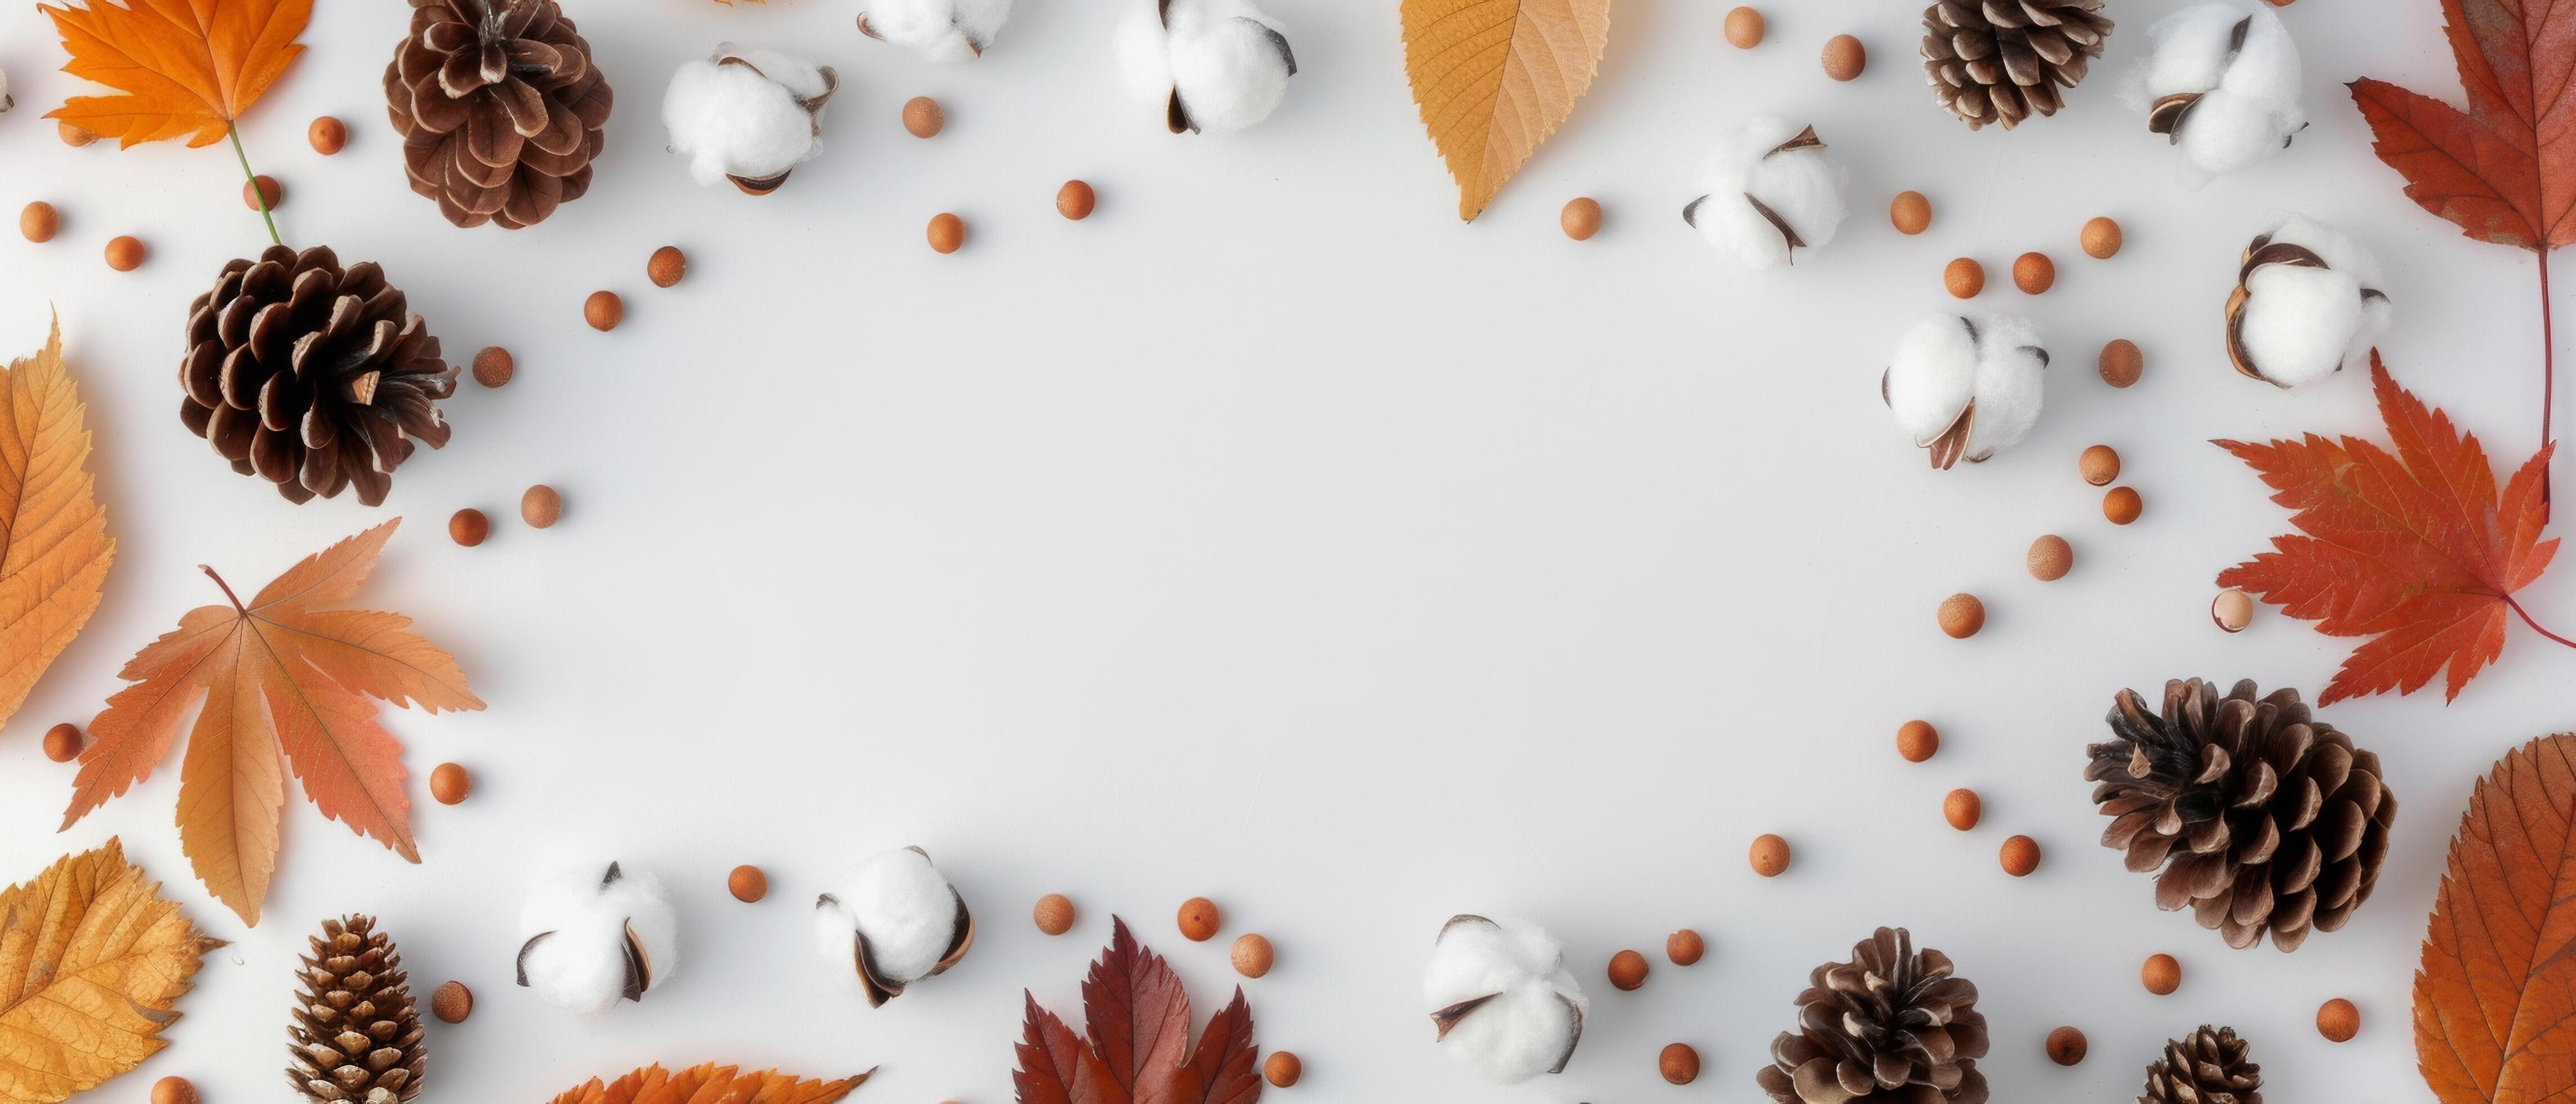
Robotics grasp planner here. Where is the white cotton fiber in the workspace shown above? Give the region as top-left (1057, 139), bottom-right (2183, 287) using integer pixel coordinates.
top-left (0, 68), bottom-right (12, 114)
top-left (1115, 0), bottom-right (1297, 134)
top-left (859, 0), bottom-right (1012, 61)
top-left (1885, 313), bottom-right (2048, 468)
top-left (1684, 115), bottom-right (1848, 268)
top-left (515, 861), bottom-right (678, 1014)
top-left (2125, 2), bottom-right (2304, 186)
top-left (812, 847), bottom-right (971, 998)
top-left (662, 46), bottom-right (838, 190)
top-left (2235, 214), bottom-right (2391, 388)
top-left (1422, 915), bottom-right (1589, 1085)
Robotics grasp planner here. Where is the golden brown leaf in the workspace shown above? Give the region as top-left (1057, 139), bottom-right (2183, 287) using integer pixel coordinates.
top-left (39, 0), bottom-right (312, 148)
top-left (0, 319), bottom-right (113, 738)
top-left (63, 520), bottom-right (482, 925)
top-left (2415, 733), bottom-right (2576, 1102)
top-left (0, 838), bottom-right (222, 1104)
top-left (1402, 0), bottom-right (1609, 220)
top-left (542, 1062), bottom-right (872, 1104)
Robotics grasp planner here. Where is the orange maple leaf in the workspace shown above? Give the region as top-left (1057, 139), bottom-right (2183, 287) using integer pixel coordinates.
top-left (543, 1062), bottom-right (870, 1104)
top-left (2415, 734), bottom-right (2576, 1104)
top-left (2217, 355), bottom-right (2562, 705)
top-left (61, 520), bottom-right (482, 925)
top-left (39, 0), bottom-right (313, 149)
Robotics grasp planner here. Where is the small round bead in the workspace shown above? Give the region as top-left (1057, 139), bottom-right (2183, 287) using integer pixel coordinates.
top-left (1937, 593), bottom-right (1985, 639)
top-left (902, 96), bottom-right (945, 138)
top-left (1057, 180), bottom-right (1096, 220)
top-left (429, 762), bottom-right (470, 804)
top-left (310, 115), bottom-right (348, 155)
top-left (2103, 486), bottom-right (2143, 525)
top-left (449, 508), bottom-right (489, 547)
top-left (1889, 190), bottom-right (1931, 235)
top-left (1232, 933), bottom-right (1275, 978)
top-left (1821, 34), bottom-right (1866, 81)
top-left (1943, 257), bottom-right (1984, 299)
top-left (431, 980), bottom-right (473, 1023)
top-left (1724, 6), bottom-right (1765, 48)
top-left (2317, 998), bottom-right (2360, 1043)
top-left (2027, 535), bottom-right (2072, 581)
top-left (2098, 339), bottom-right (2143, 388)
top-left (42, 723), bottom-right (81, 763)
top-left (1659, 1042), bottom-right (1701, 1085)
top-left (2213, 588), bottom-right (2255, 633)
top-left (928, 212), bottom-right (966, 253)
top-left (20, 202), bottom-right (59, 244)
top-left (2081, 216), bottom-right (2123, 259)
top-left (1034, 893), bottom-right (1076, 935)
top-left (2046, 1025), bottom-right (2087, 1066)
top-left (242, 175), bottom-right (283, 212)
top-left (104, 235), bottom-right (144, 271)
top-left (1897, 719), bottom-right (1939, 762)
top-left (1263, 1051), bottom-right (1302, 1088)
top-left (1943, 788), bottom-right (1982, 831)
top-left (521, 484), bottom-right (563, 528)
top-left (1999, 834), bottom-right (2040, 876)
top-left (1750, 833), bottom-right (1791, 876)
top-left (1177, 897), bottom-right (1221, 941)
top-left (2079, 444), bottom-right (2121, 486)
top-left (647, 246), bottom-right (686, 288)
top-left (1666, 928), bottom-right (1705, 965)
top-left (59, 122), bottom-right (96, 147)
top-left (1560, 197), bottom-right (1602, 241)
top-left (728, 864), bottom-right (768, 903)
top-left (473, 346), bottom-right (514, 388)
top-left (2012, 251), bottom-right (2054, 294)
top-left (1607, 949), bottom-right (1648, 991)
top-left (584, 290), bottom-right (622, 331)
top-left (152, 1075), bottom-right (197, 1104)
top-left (2142, 952), bottom-right (2181, 995)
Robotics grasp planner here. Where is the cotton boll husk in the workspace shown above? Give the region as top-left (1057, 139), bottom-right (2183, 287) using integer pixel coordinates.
top-left (517, 862), bottom-right (678, 1014)
top-left (1887, 314), bottom-right (1981, 446)
top-left (662, 47), bottom-right (833, 189)
top-left (861, 0), bottom-right (1012, 61)
top-left (1167, 0), bottom-right (1294, 133)
top-left (1687, 115), bottom-right (1847, 268)
top-left (1423, 916), bottom-right (1589, 1085)
top-left (812, 848), bottom-right (966, 987)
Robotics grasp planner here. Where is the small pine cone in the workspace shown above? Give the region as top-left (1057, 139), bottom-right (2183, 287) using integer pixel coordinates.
top-left (2139, 1025), bottom-right (2261, 1104)
top-left (287, 915), bottom-right (426, 1104)
top-left (181, 246), bottom-right (455, 505)
top-left (385, 0), bottom-right (612, 229)
top-left (2087, 678), bottom-right (2398, 951)
top-left (1920, 0), bottom-right (2112, 130)
top-left (1754, 927), bottom-right (1990, 1104)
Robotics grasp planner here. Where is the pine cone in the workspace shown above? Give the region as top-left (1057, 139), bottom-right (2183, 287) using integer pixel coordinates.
top-left (385, 0), bottom-right (612, 229)
top-left (287, 915), bottom-right (426, 1104)
top-left (2139, 1025), bottom-right (2261, 1104)
top-left (2088, 678), bottom-right (2397, 951)
top-left (1920, 0), bottom-right (2113, 130)
top-left (1754, 927), bottom-right (1990, 1104)
top-left (181, 246), bottom-right (455, 506)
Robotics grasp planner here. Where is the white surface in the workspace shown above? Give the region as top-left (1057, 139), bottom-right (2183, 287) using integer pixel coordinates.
top-left (0, 1), bottom-right (2547, 1101)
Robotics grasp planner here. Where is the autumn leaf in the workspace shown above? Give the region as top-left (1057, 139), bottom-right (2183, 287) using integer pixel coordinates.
top-left (542, 1062), bottom-right (871, 1104)
top-left (1013, 916), bottom-right (1261, 1104)
top-left (0, 838), bottom-right (223, 1104)
top-left (61, 520), bottom-right (482, 926)
top-left (1402, 0), bottom-right (1609, 221)
top-left (39, 0), bottom-right (312, 148)
top-left (2414, 733), bottom-right (2576, 1103)
top-left (2216, 356), bottom-right (2564, 705)
top-left (0, 319), bottom-right (113, 740)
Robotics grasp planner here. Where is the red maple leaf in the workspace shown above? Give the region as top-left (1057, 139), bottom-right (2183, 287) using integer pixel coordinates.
top-left (1013, 917), bottom-right (1261, 1104)
top-left (2217, 357), bottom-right (2563, 705)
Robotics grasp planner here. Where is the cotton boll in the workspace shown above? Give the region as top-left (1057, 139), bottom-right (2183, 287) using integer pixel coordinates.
top-left (1683, 116), bottom-right (1847, 268)
top-left (515, 862), bottom-right (678, 1014)
top-left (1116, 0), bottom-right (1297, 134)
top-left (0, 68), bottom-right (12, 113)
top-left (663, 46), bottom-right (838, 193)
top-left (2128, 2), bottom-right (2304, 186)
top-left (2227, 214), bottom-right (2391, 388)
top-left (811, 847), bottom-right (976, 1007)
top-left (858, 0), bottom-right (1012, 61)
top-left (1884, 313), bottom-right (2049, 469)
top-left (1423, 915), bottom-right (1588, 1084)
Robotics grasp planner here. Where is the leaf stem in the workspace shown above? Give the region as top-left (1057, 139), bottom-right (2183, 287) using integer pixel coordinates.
top-left (228, 122), bottom-right (282, 249)
top-left (200, 565), bottom-right (245, 613)
top-left (2508, 595), bottom-right (2576, 649)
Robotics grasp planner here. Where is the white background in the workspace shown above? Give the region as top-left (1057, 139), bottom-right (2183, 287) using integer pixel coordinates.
top-left (0, 0), bottom-right (2557, 1101)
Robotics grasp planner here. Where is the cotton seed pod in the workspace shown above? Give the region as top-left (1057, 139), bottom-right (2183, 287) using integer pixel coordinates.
top-left (1423, 914), bottom-right (1588, 1084)
top-left (1883, 313), bottom-right (2049, 469)
top-left (1115, 0), bottom-right (1297, 135)
top-left (2223, 213), bottom-right (2390, 388)
top-left (516, 861), bottom-right (679, 1013)
top-left (859, 0), bottom-right (1012, 61)
top-left (811, 846), bottom-right (975, 1007)
top-left (664, 45), bottom-right (839, 194)
top-left (2128, 2), bottom-right (2305, 186)
top-left (1684, 117), bottom-right (1847, 269)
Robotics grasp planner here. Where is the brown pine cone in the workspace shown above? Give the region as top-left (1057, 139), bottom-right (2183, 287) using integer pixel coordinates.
top-left (1755, 927), bottom-right (1990, 1103)
top-left (287, 915), bottom-right (426, 1103)
top-left (2139, 1025), bottom-right (2261, 1104)
top-left (2087, 678), bottom-right (2396, 951)
top-left (385, 0), bottom-right (612, 229)
top-left (181, 246), bottom-right (455, 506)
top-left (1920, 0), bottom-right (2113, 130)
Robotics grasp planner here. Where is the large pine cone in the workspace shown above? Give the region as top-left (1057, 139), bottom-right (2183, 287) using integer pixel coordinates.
top-left (385, 0), bottom-right (611, 229)
top-left (1755, 927), bottom-right (1990, 1104)
top-left (183, 246), bottom-right (455, 506)
top-left (1920, 0), bottom-right (2112, 130)
top-left (287, 915), bottom-right (426, 1103)
top-left (2139, 1025), bottom-right (2261, 1104)
top-left (2087, 678), bottom-right (2396, 951)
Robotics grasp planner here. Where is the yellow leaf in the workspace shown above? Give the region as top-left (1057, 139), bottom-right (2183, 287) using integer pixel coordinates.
top-left (39, 0), bottom-right (312, 149)
top-left (543, 1062), bottom-right (872, 1104)
top-left (0, 319), bottom-right (113, 738)
top-left (1402, 0), bottom-right (1610, 220)
top-left (0, 838), bottom-right (222, 1104)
